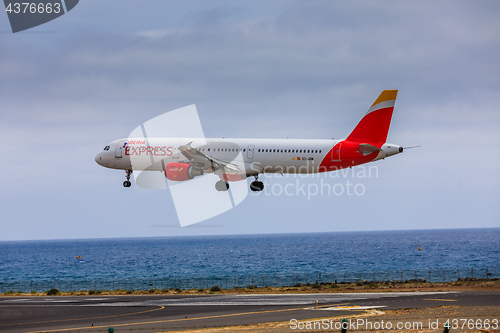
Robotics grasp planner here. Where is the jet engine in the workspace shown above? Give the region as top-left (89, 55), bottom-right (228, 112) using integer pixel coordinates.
top-left (164, 162), bottom-right (204, 181)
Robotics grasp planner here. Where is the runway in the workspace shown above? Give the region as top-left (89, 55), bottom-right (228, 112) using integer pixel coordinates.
top-left (0, 291), bottom-right (498, 332)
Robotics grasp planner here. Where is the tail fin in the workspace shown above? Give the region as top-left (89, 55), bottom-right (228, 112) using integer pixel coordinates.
top-left (346, 90), bottom-right (398, 143)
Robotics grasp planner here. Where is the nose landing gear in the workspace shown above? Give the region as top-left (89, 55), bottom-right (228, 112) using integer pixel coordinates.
top-left (123, 170), bottom-right (132, 187)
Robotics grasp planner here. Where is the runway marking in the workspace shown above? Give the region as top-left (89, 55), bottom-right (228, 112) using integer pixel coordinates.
top-left (1, 305), bottom-right (165, 329)
top-left (317, 303), bottom-right (349, 308)
top-left (318, 305), bottom-right (386, 310)
top-left (423, 299), bottom-right (457, 302)
top-left (23, 303), bottom-right (354, 333)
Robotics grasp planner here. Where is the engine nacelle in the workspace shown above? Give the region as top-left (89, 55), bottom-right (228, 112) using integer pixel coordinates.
top-left (164, 163), bottom-right (204, 181)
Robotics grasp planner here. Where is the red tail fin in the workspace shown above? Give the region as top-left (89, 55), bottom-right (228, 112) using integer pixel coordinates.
top-left (346, 90), bottom-right (398, 143)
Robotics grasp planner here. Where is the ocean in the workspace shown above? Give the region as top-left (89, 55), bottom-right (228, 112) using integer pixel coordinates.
top-left (0, 228), bottom-right (499, 290)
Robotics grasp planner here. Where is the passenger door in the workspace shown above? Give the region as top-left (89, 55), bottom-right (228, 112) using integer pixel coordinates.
top-left (115, 140), bottom-right (126, 158)
top-left (247, 145), bottom-right (255, 159)
top-left (331, 142), bottom-right (341, 161)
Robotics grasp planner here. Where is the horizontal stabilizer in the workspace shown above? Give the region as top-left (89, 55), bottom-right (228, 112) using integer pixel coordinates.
top-left (358, 143), bottom-right (382, 156)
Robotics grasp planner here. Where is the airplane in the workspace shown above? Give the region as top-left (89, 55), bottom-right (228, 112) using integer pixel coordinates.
top-left (95, 90), bottom-right (404, 192)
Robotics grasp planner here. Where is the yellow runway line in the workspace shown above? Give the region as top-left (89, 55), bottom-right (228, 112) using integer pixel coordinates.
top-left (3, 306), bottom-right (164, 330)
top-left (24, 303), bottom-right (352, 333)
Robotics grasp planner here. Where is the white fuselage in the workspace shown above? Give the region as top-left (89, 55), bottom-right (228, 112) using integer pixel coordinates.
top-left (95, 138), bottom-right (401, 177)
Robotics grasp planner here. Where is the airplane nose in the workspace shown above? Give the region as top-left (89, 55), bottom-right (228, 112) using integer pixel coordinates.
top-left (95, 152), bottom-right (104, 166)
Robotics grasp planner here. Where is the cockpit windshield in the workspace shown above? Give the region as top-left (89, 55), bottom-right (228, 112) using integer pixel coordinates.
top-left (103, 146), bottom-right (110, 151)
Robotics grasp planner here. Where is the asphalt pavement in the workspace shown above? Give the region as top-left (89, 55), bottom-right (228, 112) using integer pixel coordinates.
top-left (0, 291), bottom-right (498, 332)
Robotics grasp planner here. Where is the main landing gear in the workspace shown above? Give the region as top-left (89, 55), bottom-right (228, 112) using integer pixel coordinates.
top-left (215, 180), bottom-right (229, 192)
top-left (123, 170), bottom-right (132, 187)
top-left (250, 176), bottom-right (264, 192)
top-left (215, 176), bottom-right (264, 192)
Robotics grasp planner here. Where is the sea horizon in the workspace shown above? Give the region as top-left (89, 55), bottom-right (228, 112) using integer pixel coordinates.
top-left (1, 226), bottom-right (498, 243)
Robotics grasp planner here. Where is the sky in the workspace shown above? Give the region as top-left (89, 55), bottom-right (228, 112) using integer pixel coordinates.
top-left (0, 0), bottom-right (499, 241)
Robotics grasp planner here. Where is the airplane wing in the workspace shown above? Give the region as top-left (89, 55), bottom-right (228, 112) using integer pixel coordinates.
top-left (178, 142), bottom-right (240, 173)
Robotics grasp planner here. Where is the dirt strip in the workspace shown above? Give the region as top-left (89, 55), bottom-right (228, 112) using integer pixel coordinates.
top-left (2, 279), bottom-right (499, 297)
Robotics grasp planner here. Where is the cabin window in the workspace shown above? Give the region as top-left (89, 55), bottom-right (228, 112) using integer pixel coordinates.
top-left (319, 150), bottom-right (322, 153)
top-left (243, 149), bottom-right (246, 152)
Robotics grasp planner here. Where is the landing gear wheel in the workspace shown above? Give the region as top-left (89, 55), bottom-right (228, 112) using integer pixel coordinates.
top-left (123, 170), bottom-right (132, 188)
top-left (215, 180), bottom-right (229, 191)
top-left (250, 180), bottom-right (264, 192)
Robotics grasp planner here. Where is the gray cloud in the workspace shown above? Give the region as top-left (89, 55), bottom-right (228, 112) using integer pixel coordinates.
top-left (1, 1), bottom-right (499, 240)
